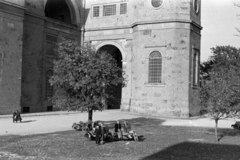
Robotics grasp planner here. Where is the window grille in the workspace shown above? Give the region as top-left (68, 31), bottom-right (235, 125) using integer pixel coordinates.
top-left (93, 6), bottom-right (100, 17)
top-left (103, 4), bottom-right (116, 16)
top-left (46, 70), bottom-right (53, 99)
top-left (120, 3), bottom-right (127, 14)
top-left (148, 51), bottom-right (162, 83)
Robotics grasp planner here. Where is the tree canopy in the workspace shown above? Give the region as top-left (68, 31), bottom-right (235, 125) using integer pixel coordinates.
top-left (200, 46), bottom-right (240, 81)
top-left (200, 46), bottom-right (240, 141)
top-left (200, 46), bottom-right (240, 113)
top-left (50, 40), bottom-right (126, 121)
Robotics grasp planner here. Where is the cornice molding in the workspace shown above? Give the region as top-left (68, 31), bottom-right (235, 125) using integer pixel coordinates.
top-left (0, 8), bottom-right (24, 18)
top-left (25, 11), bottom-right (45, 20)
top-left (0, 0), bottom-right (26, 10)
top-left (85, 19), bottom-right (202, 32)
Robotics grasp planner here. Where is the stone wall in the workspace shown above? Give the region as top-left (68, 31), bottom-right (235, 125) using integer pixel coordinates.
top-left (0, 1), bottom-right (24, 114)
top-left (2, 0), bottom-right (25, 7)
top-left (129, 24), bottom-right (191, 117)
top-left (21, 14), bottom-right (45, 113)
top-left (0, 0), bottom-right (81, 114)
top-left (84, 0), bottom-right (202, 117)
top-left (189, 26), bottom-right (201, 116)
top-left (25, 0), bottom-right (45, 16)
top-left (189, 0), bottom-right (201, 116)
top-left (0, 0), bottom-right (201, 116)
top-left (43, 19), bottom-right (81, 111)
top-left (21, 0), bottom-right (81, 113)
top-left (84, 0), bottom-right (194, 29)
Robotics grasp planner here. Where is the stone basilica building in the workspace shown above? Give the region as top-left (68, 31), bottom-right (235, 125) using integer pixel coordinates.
top-left (0, 0), bottom-right (202, 117)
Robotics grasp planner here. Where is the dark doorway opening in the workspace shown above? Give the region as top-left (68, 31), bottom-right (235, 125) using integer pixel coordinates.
top-left (47, 106), bottom-right (53, 111)
top-left (45, 0), bottom-right (72, 24)
top-left (98, 45), bottom-right (123, 109)
top-left (22, 107), bottom-right (30, 113)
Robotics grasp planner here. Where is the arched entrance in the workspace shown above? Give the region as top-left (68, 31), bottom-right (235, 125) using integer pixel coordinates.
top-left (45, 0), bottom-right (73, 24)
top-left (98, 45), bottom-right (123, 109)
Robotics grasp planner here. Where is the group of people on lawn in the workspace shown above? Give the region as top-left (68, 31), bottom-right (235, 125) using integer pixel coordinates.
top-left (85, 120), bottom-right (137, 145)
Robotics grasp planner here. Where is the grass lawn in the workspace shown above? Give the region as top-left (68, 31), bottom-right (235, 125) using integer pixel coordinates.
top-left (0, 117), bottom-right (240, 160)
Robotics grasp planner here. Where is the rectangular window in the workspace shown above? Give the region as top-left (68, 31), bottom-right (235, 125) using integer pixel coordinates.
top-left (120, 3), bottom-right (127, 14)
top-left (46, 70), bottom-right (54, 99)
top-left (193, 48), bottom-right (200, 86)
top-left (46, 35), bottom-right (57, 42)
top-left (93, 6), bottom-right (100, 17)
top-left (45, 56), bottom-right (54, 66)
top-left (46, 35), bottom-right (57, 55)
top-left (103, 4), bottom-right (116, 16)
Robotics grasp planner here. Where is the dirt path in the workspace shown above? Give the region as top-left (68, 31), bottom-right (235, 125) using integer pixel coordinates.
top-left (0, 110), bottom-right (237, 136)
top-left (0, 110), bottom-right (141, 136)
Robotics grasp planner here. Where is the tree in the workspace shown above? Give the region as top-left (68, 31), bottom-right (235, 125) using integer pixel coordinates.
top-left (50, 39), bottom-right (126, 122)
top-left (200, 46), bottom-right (240, 81)
top-left (200, 59), bottom-right (214, 81)
top-left (200, 46), bottom-right (240, 142)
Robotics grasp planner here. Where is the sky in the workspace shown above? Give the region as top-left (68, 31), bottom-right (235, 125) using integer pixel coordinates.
top-left (201, 0), bottom-right (240, 62)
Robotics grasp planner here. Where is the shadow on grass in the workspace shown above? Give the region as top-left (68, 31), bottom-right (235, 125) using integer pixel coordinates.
top-left (99, 117), bottom-right (165, 129)
top-left (141, 142), bottom-right (240, 160)
top-left (138, 135), bottom-right (146, 141)
top-left (207, 128), bottom-right (240, 141)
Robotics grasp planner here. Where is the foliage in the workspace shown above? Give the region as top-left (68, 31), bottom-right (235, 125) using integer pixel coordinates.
top-left (200, 59), bottom-right (214, 81)
top-left (200, 46), bottom-right (240, 81)
top-left (200, 46), bottom-right (240, 141)
top-left (50, 39), bottom-right (126, 118)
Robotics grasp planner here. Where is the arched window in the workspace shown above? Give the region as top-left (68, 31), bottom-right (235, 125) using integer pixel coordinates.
top-left (148, 51), bottom-right (162, 83)
top-left (45, 0), bottom-right (72, 24)
top-left (46, 70), bottom-right (53, 99)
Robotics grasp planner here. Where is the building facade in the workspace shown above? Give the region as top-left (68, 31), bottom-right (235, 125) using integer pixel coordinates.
top-left (0, 0), bottom-right (202, 117)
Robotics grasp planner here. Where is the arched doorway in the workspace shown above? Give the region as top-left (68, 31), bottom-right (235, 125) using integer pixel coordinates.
top-left (98, 45), bottom-right (123, 109)
top-left (45, 0), bottom-right (72, 24)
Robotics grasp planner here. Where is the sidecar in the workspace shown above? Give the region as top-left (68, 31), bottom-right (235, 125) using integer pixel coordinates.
top-left (231, 121), bottom-right (240, 130)
top-left (72, 121), bottom-right (86, 131)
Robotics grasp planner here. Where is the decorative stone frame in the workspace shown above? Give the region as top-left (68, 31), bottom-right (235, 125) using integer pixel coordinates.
top-left (44, 0), bottom-right (80, 25)
top-left (92, 5), bottom-right (101, 18)
top-left (148, 51), bottom-right (162, 84)
top-left (95, 41), bottom-right (127, 62)
top-left (193, 0), bottom-right (200, 14)
top-left (144, 46), bottom-right (166, 87)
top-left (192, 47), bottom-right (200, 88)
top-left (151, 0), bottom-right (164, 10)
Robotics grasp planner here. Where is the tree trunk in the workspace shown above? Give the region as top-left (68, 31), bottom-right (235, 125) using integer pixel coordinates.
top-left (215, 118), bottom-right (218, 142)
top-left (88, 108), bottom-right (93, 123)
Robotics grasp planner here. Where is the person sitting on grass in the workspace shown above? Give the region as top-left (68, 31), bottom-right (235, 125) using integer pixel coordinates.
top-left (13, 110), bottom-right (22, 123)
top-left (84, 121), bottom-right (98, 140)
top-left (122, 121), bottom-right (138, 141)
